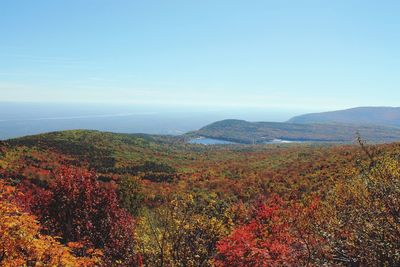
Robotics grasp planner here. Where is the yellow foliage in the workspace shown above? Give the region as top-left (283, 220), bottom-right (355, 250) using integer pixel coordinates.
top-left (319, 153), bottom-right (400, 265)
top-left (136, 193), bottom-right (232, 267)
top-left (0, 180), bottom-right (100, 266)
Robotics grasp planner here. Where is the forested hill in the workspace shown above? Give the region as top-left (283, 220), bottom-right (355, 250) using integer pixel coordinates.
top-left (189, 119), bottom-right (400, 144)
top-left (3, 130), bottom-right (186, 171)
top-left (288, 106), bottom-right (400, 126)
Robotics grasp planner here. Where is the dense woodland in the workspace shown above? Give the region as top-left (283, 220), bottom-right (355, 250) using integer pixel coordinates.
top-left (0, 130), bottom-right (399, 266)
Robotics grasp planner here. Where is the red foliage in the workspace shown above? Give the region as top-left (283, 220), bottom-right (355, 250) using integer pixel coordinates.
top-left (215, 196), bottom-right (321, 267)
top-left (23, 166), bottom-right (137, 265)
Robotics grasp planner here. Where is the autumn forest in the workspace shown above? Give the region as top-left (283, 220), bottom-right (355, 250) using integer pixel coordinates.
top-left (0, 130), bottom-right (399, 266)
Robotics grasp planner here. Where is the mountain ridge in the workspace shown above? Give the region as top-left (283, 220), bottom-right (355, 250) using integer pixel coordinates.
top-left (189, 119), bottom-right (400, 144)
top-left (288, 106), bottom-right (400, 126)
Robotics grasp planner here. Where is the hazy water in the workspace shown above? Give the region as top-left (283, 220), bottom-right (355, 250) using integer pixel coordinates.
top-left (263, 139), bottom-right (302, 144)
top-left (0, 102), bottom-right (303, 140)
top-left (188, 138), bottom-right (238, 145)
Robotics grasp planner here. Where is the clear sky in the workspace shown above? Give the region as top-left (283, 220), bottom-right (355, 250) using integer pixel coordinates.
top-left (1, 0), bottom-right (400, 112)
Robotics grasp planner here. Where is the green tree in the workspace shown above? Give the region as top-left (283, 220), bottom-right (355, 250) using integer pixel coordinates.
top-left (118, 175), bottom-right (145, 216)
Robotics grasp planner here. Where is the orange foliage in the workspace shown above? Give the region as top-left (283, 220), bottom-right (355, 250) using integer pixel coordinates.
top-left (0, 180), bottom-right (99, 266)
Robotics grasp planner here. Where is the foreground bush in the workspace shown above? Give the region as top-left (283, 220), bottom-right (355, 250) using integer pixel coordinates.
top-left (24, 167), bottom-right (138, 266)
top-left (0, 180), bottom-right (98, 266)
top-left (137, 193), bottom-right (232, 267)
top-left (215, 196), bottom-right (322, 267)
top-left (319, 149), bottom-right (400, 266)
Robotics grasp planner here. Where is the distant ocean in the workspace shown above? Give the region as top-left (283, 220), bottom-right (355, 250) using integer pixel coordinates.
top-left (0, 102), bottom-right (302, 140)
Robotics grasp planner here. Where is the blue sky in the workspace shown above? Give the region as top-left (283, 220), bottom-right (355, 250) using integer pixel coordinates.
top-left (1, 0), bottom-right (400, 112)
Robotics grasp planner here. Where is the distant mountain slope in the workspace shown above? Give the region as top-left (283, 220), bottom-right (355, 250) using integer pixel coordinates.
top-left (288, 107), bottom-right (400, 126)
top-left (189, 119), bottom-right (400, 144)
